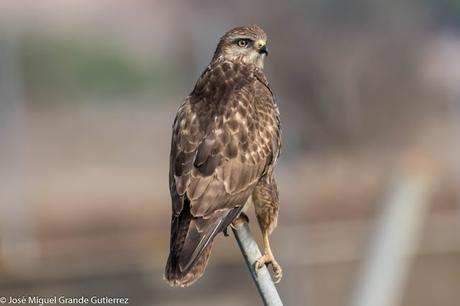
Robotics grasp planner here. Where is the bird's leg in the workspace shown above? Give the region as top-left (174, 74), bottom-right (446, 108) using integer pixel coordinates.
top-left (252, 175), bottom-right (282, 283)
top-left (255, 229), bottom-right (282, 283)
top-left (225, 212), bottom-right (249, 236)
top-left (231, 211), bottom-right (249, 228)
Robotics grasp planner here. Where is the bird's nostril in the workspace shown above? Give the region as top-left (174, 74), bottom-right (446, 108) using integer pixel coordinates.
top-left (258, 45), bottom-right (268, 56)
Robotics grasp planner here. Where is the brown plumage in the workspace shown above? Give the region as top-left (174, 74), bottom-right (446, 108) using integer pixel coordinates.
top-left (165, 25), bottom-right (282, 287)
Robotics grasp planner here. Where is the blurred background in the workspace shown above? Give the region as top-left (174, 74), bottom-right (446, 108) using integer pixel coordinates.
top-left (1, 1), bottom-right (460, 305)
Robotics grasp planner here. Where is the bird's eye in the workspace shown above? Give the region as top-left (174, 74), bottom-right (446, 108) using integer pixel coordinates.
top-left (237, 39), bottom-right (249, 47)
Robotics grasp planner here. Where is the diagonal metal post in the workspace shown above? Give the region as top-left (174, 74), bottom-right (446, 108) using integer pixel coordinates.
top-left (232, 222), bottom-right (283, 306)
top-left (348, 161), bottom-right (433, 306)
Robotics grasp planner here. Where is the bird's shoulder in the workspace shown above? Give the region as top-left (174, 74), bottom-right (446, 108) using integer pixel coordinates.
top-left (173, 58), bottom-right (280, 163)
top-left (191, 59), bottom-right (256, 98)
top-left (189, 59), bottom-right (277, 120)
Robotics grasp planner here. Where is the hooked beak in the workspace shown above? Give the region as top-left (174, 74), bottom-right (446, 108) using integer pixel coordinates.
top-left (258, 44), bottom-right (268, 56)
top-left (256, 39), bottom-right (268, 56)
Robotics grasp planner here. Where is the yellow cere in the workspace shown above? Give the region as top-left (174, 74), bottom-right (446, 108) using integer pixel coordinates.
top-left (256, 39), bottom-right (266, 49)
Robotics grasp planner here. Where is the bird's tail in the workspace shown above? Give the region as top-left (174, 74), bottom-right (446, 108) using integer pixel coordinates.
top-left (164, 199), bottom-right (215, 287)
top-left (165, 199), bottom-right (244, 287)
top-left (165, 241), bottom-right (214, 287)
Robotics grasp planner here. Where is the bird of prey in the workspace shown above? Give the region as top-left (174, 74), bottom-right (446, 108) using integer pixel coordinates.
top-left (165, 25), bottom-right (282, 287)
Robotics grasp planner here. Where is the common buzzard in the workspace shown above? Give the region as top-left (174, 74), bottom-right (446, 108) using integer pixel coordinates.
top-left (165, 25), bottom-right (282, 287)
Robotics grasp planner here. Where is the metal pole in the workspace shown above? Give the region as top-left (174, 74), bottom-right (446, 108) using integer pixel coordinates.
top-left (232, 222), bottom-right (283, 306)
top-left (348, 165), bottom-right (433, 306)
top-left (0, 33), bottom-right (40, 273)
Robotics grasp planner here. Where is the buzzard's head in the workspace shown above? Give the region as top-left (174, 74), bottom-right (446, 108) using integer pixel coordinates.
top-left (213, 25), bottom-right (268, 69)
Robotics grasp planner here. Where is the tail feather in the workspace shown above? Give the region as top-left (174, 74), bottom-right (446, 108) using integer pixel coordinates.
top-left (165, 241), bottom-right (214, 287)
top-left (164, 199), bottom-right (216, 287)
top-left (165, 199), bottom-right (245, 287)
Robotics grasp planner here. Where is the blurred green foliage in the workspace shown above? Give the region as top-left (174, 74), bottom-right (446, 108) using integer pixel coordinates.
top-left (20, 35), bottom-right (179, 104)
